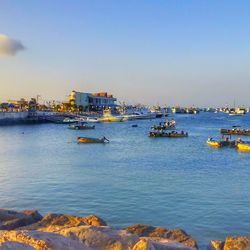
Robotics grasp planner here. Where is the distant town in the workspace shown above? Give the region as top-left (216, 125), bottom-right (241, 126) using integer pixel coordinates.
top-left (1, 90), bottom-right (250, 113)
top-left (0, 90), bottom-right (249, 125)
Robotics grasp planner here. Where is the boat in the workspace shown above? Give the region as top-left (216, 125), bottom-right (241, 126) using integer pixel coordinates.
top-left (125, 111), bottom-right (157, 120)
top-left (98, 109), bottom-right (124, 122)
top-left (207, 137), bottom-right (236, 148)
top-left (172, 107), bottom-right (185, 114)
top-left (149, 131), bottom-right (188, 138)
top-left (228, 112), bottom-right (244, 116)
top-left (207, 138), bottom-right (221, 147)
top-left (220, 128), bottom-right (250, 136)
top-left (149, 106), bottom-right (164, 118)
top-left (68, 123), bottom-right (95, 130)
top-left (78, 117), bottom-right (100, 123)
top-left (151, 119), bottom-right (176, 130)
top-left (77, 136), bottom-right (109, 143)
top-left (62, 118), bottom-right (78, 124)
top-left (237, 141), bottom-right (250, 151)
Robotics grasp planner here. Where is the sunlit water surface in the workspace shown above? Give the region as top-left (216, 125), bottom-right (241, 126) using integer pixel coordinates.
top-left (0, 113), bottom-right (250, 248)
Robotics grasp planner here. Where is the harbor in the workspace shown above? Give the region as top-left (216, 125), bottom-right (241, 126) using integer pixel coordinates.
top-left (2, 0), bottom-right (250, 249)
top-left (1, 111), bottom-right (250, 249)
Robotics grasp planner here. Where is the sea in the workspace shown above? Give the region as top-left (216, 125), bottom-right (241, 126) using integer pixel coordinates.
top-left (0, 112), bottom-right (250, 249)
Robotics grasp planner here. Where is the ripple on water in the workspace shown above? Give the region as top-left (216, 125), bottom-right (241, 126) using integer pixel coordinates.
top-left (0, 113), bottom-right (250, 249)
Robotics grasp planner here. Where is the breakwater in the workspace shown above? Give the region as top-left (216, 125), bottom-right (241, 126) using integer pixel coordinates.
top-left (0, 209), bottom-right (249, 250)
top-left (0, 111), bottom-right (70, 125)
top-left (0, 111), bottom-right (29, 125)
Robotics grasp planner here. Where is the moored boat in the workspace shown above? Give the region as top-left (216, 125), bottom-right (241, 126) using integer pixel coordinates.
top-left (151, 119), bottom-right (176, 130)
top-left (62, 118), bottom-right (78, 124)
top-left (78, 117), bottom-right (100, 123)
top-left (207, 138), bottom-right (221, 147)
top-left (220, 128), bottom-right (250, 136)
top-left (77, 136), bottom-right (109, 143)
top-left (98, 109), bottom-right (124, 122)
top-left (236, 141), bottom-right (250, 151)
top-left (229, 112), bottom-right (244, 116)
top-left (207, 137), bottom-right (236, 148)
top-left (68, 123), bottom-right (95, 130)
top-left (149, 130), bottom-right (188, 138)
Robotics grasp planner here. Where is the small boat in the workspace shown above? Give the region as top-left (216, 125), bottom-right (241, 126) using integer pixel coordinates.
top-left (207, 138), bottom-right (221, 147)
top-left (236, 140), bottom-right (250, 151)
top-left (132, 124), bottom-right (138, 127)
top-left (228, 112), bottom-right (244, 116)
top-left (151, 119), bottom-right (176, 130)
top-left (207, 137), bottom-right (236, 148)
top-left (62, 118), bottom-right (78, 124)
top-left (220, 128), bottom-right (250, 136)
top-left (68, 123), bottom-right (95, 130)
top-left (77, 136), bottom-right (109, 144)
top-left (79, 117), bottom-right (100, 123)
top-left (149, 131), bottom-right (188, 138)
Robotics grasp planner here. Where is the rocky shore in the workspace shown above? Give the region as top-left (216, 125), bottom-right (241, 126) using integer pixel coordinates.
top-left (0, 209), bottom-right (249, 250)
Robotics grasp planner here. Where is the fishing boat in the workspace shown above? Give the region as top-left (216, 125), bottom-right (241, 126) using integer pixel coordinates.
top-left (151, 119), bottom-right (176, 130)
top-left (207, 137), bottom-right (236, 148)
top-left (220, 128), bottom-right (250, 136)
top-left (237, 141), bottom-right (250, 151)
top-left (77, 136), bottom-right (109, 143)
top-left (149, 131), bottom-right (188, 138)
top-left (68, 123), bottom-right (95, 130)
top-left (207, 138), bottom-right (221, 147)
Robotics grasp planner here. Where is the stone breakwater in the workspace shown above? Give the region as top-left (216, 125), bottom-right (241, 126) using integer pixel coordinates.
top-left (0, 209), bottom-right (248, 250)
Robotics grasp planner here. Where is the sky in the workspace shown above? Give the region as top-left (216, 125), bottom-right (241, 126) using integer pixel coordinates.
top-left (0, 0), bottom-right (250, 107)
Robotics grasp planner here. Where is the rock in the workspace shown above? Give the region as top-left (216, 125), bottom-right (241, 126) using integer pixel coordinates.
top-left (132, 238), bottom-right (195, 250)
top-left (22, 210), bottom-right (43, 222)
top-left (57, 225), bottom-right (139, 250)
top-left (0, 230), bottom-right (92, 250)
top-left (0, 209), bottom-right (43, 230)
top-left (21, 213), bottom-right (106, 231)
top-left (125, 225), bottom-right (197, 249)
top-left (0, 241), bottom-right (35, 250)
top-left (223, 236), bottom-right (250, 250)
top-left (209, 240), bottom-right (224, 250)
top-left (83, 215), bottom-right (107, 227)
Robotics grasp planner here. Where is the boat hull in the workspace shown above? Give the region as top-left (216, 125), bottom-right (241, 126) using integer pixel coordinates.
top-left (149, 132), bottom-right (188, 138)
top-left (68, 125), bottom-right (95, 130)
top-left (220, 129), bottom-right (250, 136)
top-left (77, 137), bottom-right (105, 143)
top-left (207, 140), bottom-right (220, 147)
top-left (207, 139), bottom-right (236, 148)
top-left (237, 143), bottom-right (250, 151)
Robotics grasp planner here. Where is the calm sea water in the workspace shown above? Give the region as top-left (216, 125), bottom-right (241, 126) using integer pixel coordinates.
top-left (0, 112), bottom-right (250, 248)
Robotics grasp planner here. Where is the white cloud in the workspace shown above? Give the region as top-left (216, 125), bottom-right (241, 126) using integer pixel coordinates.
top-left (0, 34), bottom-right (25, 56)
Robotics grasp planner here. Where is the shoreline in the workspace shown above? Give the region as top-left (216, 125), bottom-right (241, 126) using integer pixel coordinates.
top-left (0, 209), bottom-right (249, 250)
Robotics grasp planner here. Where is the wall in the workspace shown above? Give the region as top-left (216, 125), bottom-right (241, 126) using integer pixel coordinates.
top-left (0, 112), bottom-right (29, 125)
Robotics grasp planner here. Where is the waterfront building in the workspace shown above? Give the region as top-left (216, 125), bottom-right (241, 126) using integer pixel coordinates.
top-left (68, 90), bottom-right (117, 110)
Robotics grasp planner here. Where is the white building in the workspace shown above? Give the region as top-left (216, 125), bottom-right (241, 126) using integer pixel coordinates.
top-left (68, 91), bottom-right (117, 109)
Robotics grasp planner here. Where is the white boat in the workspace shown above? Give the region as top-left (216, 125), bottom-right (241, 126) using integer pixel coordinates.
top-left (77, 116), bottom-right (100, 123)
top-left (229, 112), bottom-right (244, 116)
top-left (62, 118), bottom-right (78, 124)
top-left (124, 112), bottom-right (156, 120)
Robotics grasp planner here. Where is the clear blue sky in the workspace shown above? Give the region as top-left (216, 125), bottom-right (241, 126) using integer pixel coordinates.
top-left (0, 0), bottom-right (250, 106)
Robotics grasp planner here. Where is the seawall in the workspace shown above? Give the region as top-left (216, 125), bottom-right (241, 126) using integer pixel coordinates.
top-left (0, 112), bottom-right (29, 125)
